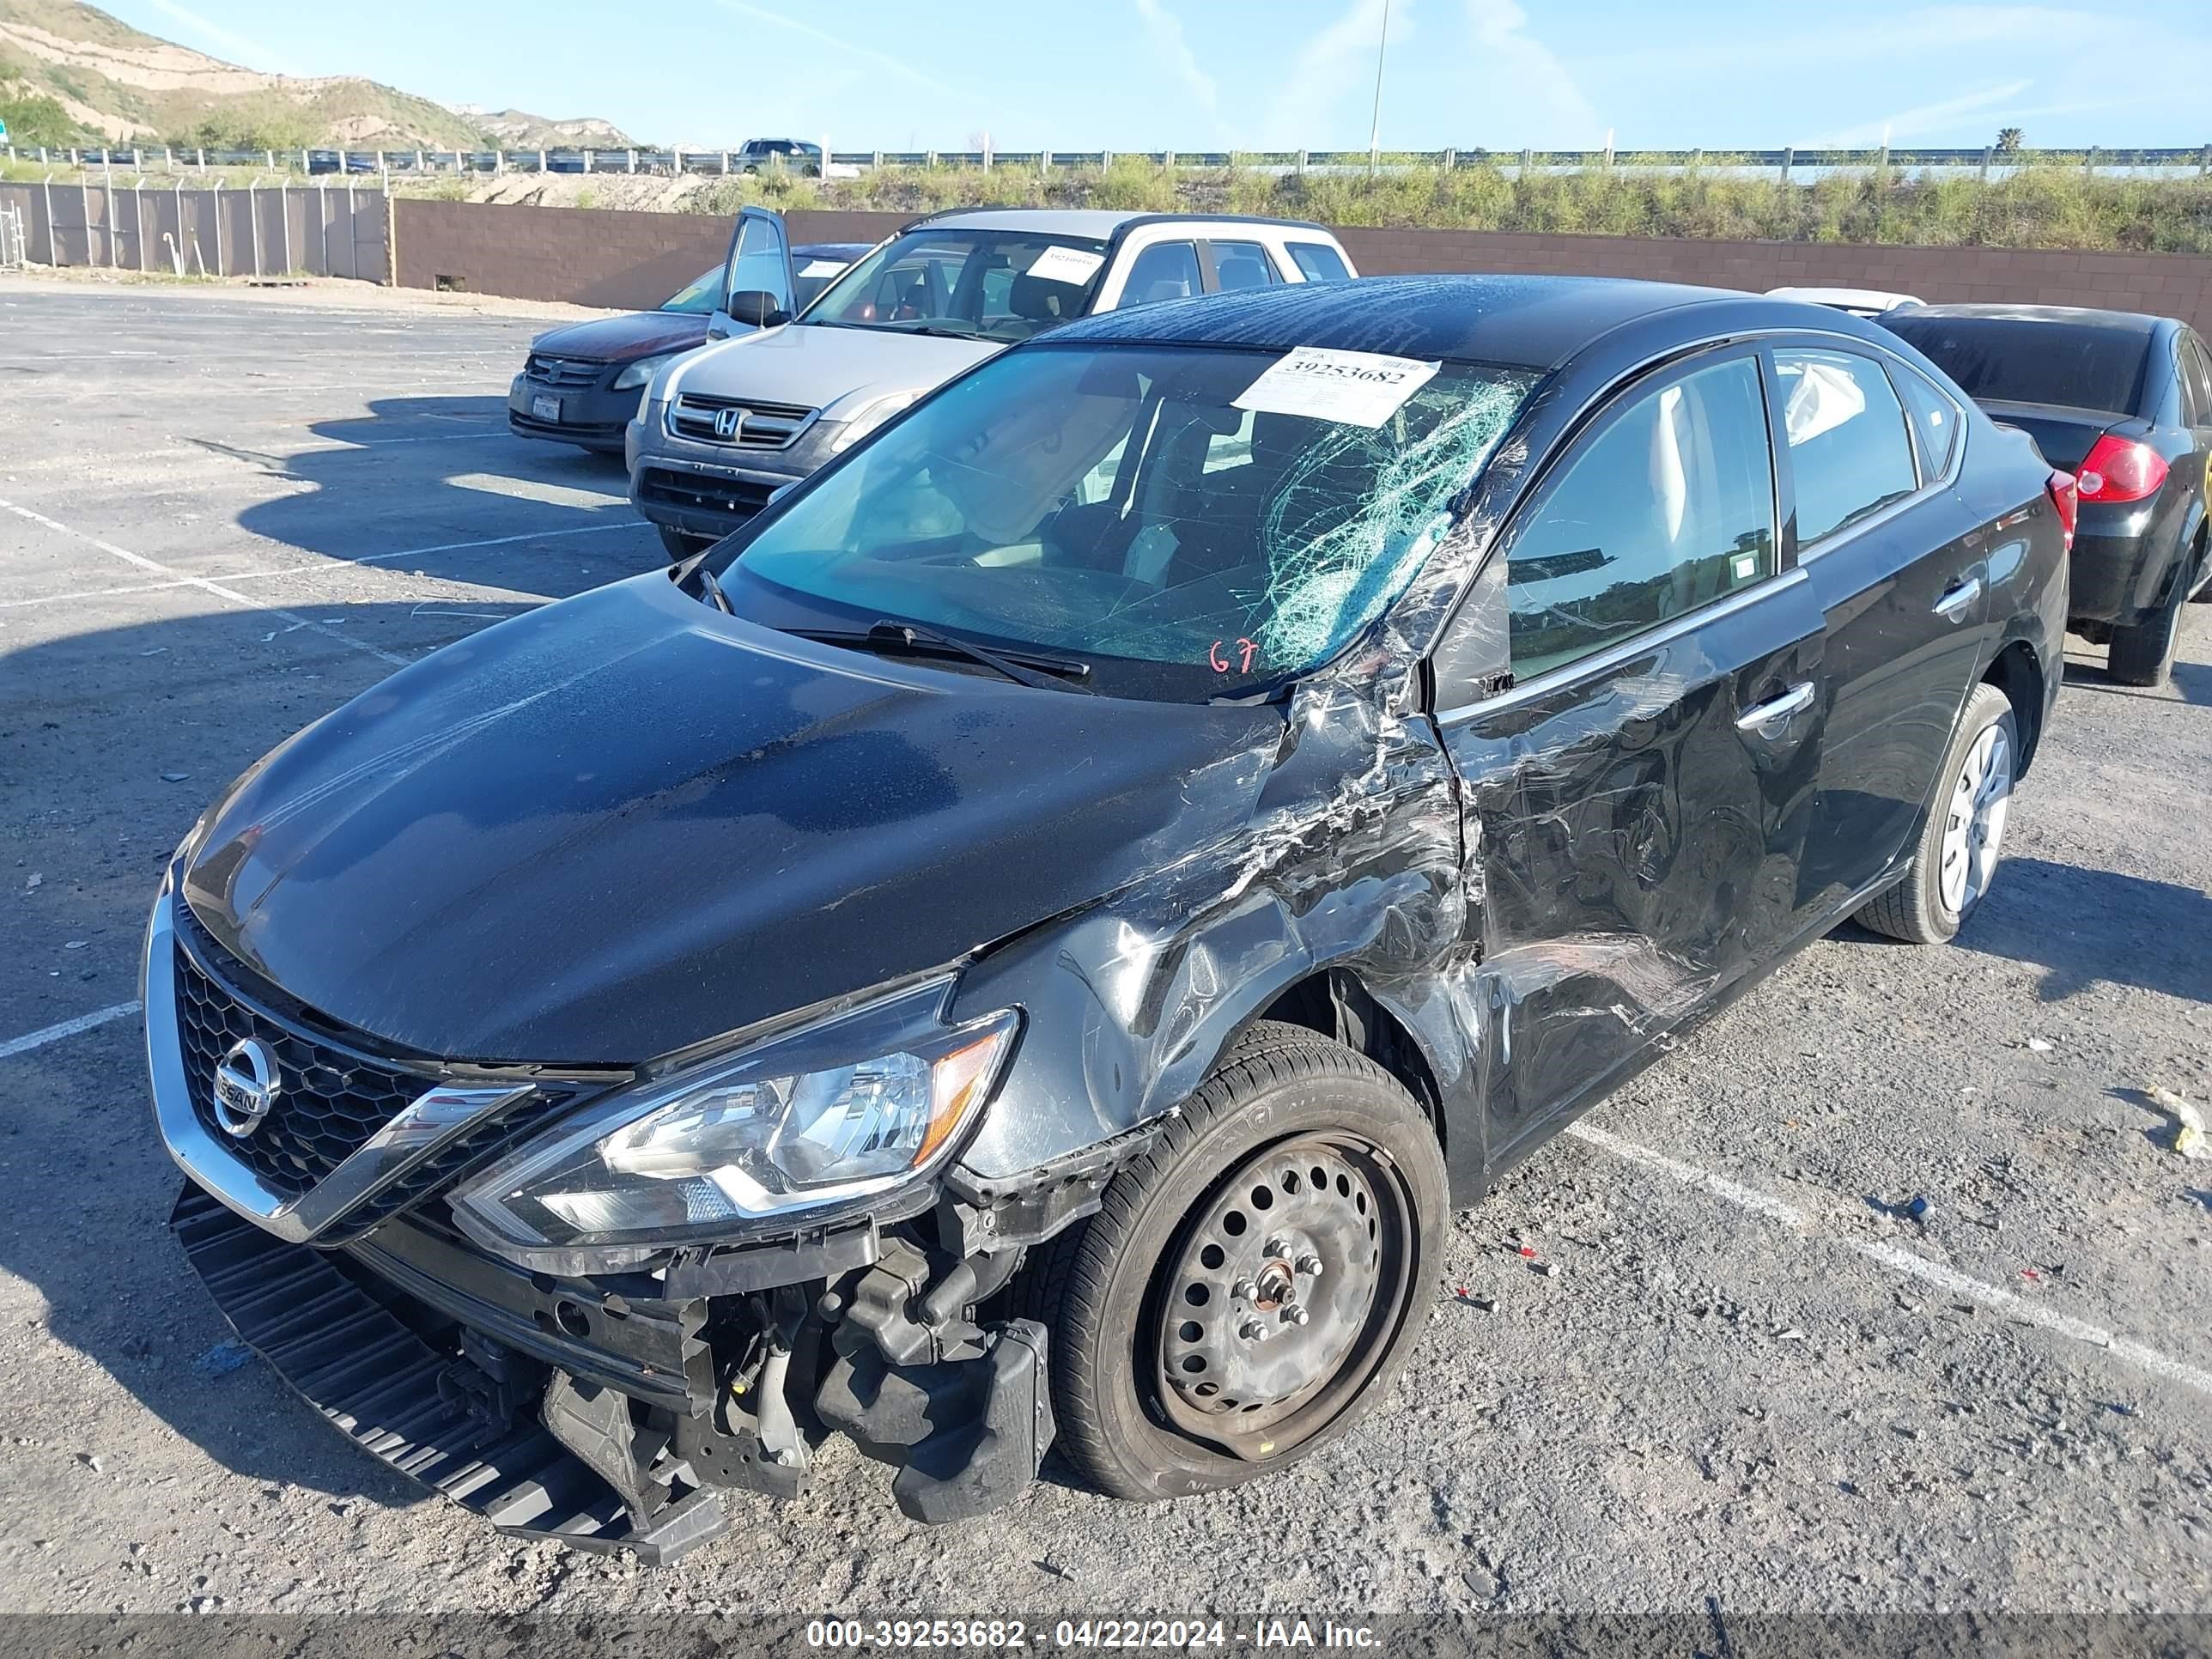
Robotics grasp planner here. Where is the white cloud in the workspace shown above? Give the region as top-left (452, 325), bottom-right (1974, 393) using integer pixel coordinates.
top-left (1808, 79), bottom-right (2033, 147)
top-left (1133, 0), bottom-right (1220, 130)
top-left (1265, 0), bottom-right (1410, 149)
top-left (143, 0), bottom-right (300, 75)
top-left (1461, 0), bottom-right (1601, 147)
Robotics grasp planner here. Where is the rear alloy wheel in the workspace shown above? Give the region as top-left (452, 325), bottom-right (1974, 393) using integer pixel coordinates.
top-left (1856, 683), bottom-right (2016, 945)
top-left (2107, 563), bottom-right (2187, 686)
top-left (658, 525), bottom-right (714, 562)
top-left (1019, 1021), bottom-right (1445, 1501)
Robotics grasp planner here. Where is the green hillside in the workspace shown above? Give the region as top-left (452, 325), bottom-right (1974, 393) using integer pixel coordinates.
top-left (0, 0), bottom-right (492, 149)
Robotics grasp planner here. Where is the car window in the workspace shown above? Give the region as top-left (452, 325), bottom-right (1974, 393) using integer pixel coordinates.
top-left (806, 230), bottom-right (1107, 342)
top-left (1773, 349), bottom-right (1919, 545)
top-left (1210, 241), bottom-right (1279, 290)
top-left (1888, 361), bottom-right (1963, 482)
top-left (723, 344), bottom-right (1537, 701)
top-left (660, 265), bottom-right (726, 315)
top-left (1118, 241), bottom-right (1202, 307)
top-left (1287, 242), bottom-right (1352, 283)
top-left (724, 215), bottom-right (789, 313)
top-left (1504, 356), bottom-right (1777, 680)
top-left (2179, 334), bottom-right (2212, 427)
top-left (1881, 314), bottom-right (2151, 416)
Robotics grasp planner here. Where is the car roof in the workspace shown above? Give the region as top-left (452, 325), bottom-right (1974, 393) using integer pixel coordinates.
top-left (1888, 302), bottom-right (2168, 336)
top-left (793, 242), bottom-right (871, 258)
top-left (1049, 273), bottom-right (1772, 369)
top-left (910, 208), bottom-right (1332, 240)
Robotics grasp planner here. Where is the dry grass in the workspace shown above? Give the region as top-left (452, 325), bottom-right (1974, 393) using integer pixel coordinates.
top-left (684, 155), bottom-right (2212, 255)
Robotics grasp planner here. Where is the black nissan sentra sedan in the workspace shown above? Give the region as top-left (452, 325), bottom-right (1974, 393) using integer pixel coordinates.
top-left (1880, 303), bottom-right (2212, 688)
top-left (148, 276), bottom-right (2068, 1558)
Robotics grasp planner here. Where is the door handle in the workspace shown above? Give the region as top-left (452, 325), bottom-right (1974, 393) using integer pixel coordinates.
top-left (1735, 681), bottom-right (1815, 732)
top-left (1933, 575), bottom-right (1982, 620)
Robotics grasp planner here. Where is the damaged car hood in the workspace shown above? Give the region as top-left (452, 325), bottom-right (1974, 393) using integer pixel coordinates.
top-left (180, 574), bottom-right (1282, 1065)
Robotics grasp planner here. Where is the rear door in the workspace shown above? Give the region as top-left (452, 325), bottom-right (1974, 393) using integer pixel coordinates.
top-left (708, 206), bottom-right (795, 342)
top-left (1436, 345), bottom-right (1827, 1157)
top-left (1779, 341), bottom-right (1993, 921)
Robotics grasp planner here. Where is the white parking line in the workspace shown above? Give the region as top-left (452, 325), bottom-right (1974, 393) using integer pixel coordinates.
top-left (1565, 1120), bottom-right (2212, 1401)
top-left (0, 1000), bottom-right (141, 1061)
top-left (0, 520), bottom-right (645, 611)
top-left (0, 496), bottom-right (410, 667)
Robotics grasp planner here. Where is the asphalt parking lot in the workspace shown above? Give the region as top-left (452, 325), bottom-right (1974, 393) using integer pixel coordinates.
top-left (2, 274), bottom-right (2209, 1620)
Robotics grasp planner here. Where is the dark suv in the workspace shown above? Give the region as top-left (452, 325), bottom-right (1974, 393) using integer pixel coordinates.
top-left (150, 277), bottom-right (2065, 1559)
top-left (1883, 303), bottom-right (2212, 685)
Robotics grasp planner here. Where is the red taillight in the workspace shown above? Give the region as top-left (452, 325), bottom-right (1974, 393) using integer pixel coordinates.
top-left (2046, 469), bottom-right (2078, 551)
top-left (2075, 435), bottom-right (2169, 503)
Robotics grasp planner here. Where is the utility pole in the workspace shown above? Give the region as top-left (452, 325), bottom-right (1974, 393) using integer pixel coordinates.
top-left (1367, 0), bottom-right (1392, 179)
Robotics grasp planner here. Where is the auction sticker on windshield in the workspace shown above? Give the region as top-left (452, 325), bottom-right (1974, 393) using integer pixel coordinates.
top-left (1025, 246), bottom-right (1107, 285)
top-left (1234, 346), bottom-right (1440, 429)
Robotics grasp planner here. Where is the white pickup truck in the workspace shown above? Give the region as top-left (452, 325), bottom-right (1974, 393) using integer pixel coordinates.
top-left (626, 207), bottom-right (1359, 557)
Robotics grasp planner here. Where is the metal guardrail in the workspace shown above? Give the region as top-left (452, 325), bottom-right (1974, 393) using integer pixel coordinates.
top-left (8, 143), bottom-right (2212, 180)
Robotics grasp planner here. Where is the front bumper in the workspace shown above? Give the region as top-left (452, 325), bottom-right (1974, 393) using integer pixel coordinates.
top-left (625, 398), bottom-right (842, 539)
top-left (507, 371), bottom-right (634, 453)
top-left (172, 1185), bottom-right (732, 1562)
top-left (150, 888), bottom-right (1064, 1556)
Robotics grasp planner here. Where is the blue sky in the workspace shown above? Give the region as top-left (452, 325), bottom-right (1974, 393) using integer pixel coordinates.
top-left (107, 0), bottom-right (2212, 151)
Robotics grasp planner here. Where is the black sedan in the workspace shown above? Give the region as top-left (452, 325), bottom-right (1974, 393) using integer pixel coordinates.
top-left (149, 276), bottom-right (2065, 1553)
top-left (507, 243), bottom-right (869, 453)
top-left (1883, 303), bottom-right (2212, 685)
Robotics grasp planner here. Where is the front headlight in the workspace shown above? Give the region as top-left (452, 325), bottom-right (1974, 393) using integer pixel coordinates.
top-left (450, 978), bottom-right (1017, 1269)
top-left (828, 389), bottom-right (921, 453)
top-left (612, 351), bottom-right (678, 392)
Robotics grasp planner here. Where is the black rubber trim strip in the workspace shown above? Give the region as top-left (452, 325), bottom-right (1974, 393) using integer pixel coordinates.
top-left (170, 1183), bottom-right (730, 1564)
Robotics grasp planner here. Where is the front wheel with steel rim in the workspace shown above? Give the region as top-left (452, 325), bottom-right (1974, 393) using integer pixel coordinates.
top-left (1017, 1021), bottom-right (1446, 1501)
top-left (1856, 682), bottom-right (2020, 945)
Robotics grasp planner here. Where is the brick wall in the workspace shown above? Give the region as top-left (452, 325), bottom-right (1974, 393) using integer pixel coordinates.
top-left (1335, 228), bottom-right (2212, 333)
top-left (392, 199), bottom-right (2212, 334)
top-left (392, 200), bottom-right (908, 309)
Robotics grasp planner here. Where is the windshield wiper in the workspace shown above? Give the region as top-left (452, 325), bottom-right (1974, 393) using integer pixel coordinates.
top-left (790, 621), bottom-right (1094, 693)
top-left (878, 321), bottom-right (983, 341)
top-left (693, 562), bottom-right (735, 615)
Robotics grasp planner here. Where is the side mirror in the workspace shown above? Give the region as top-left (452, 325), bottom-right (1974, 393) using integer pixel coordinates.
top-left (724, 289), bottom-right (789, 329)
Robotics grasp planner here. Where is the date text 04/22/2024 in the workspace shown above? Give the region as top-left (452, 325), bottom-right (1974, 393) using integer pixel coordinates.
top-left (803, 1620), bottom-right (1382, 1650)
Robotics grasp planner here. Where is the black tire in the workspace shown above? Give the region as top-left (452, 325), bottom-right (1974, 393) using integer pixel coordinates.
top-left (2186, 531), bottom-right (2211, 604)
top-left (658, 524), bottom-right (712, 562)
top-left (1856, 682), bottom-right (2017, 945)
top-left (2107, 568), bottom-right (2186, 686)
top-left (1018, 1020), bottom-right (1445, 1502)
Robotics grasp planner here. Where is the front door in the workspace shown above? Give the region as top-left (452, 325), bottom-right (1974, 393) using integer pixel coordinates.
top-left (709, 205), bottom-right (795, 341)
top-left (1434, 347), bottom-right (1827, 1159)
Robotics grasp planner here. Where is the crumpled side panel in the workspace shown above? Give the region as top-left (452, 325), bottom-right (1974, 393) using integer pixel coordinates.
top-left (951, 652), bottom-right (1490, 1194)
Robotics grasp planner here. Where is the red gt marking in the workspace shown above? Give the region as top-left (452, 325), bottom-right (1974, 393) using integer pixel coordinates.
top-left (1207, 638), bottom-right (1260, 674)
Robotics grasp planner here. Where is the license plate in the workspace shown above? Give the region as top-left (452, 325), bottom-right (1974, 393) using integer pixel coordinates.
top-left (532, 394), bottom-right (562, 423)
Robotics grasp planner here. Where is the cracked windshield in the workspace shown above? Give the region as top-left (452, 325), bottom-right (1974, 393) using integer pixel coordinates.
top-left (719, 343), bottom-right (1537, 698)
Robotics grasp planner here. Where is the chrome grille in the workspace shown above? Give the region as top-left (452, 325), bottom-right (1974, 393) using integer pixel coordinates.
top-left (173, 904), bottom-right (434, 1198)
top-left (524, 355), bottom-right (605, 389)
top-left (669, 392), bottom-right (817, 449)
top-left (169, 903), bottom-right (571, 1229)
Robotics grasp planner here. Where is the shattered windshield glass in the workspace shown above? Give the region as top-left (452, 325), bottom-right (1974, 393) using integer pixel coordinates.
top-left (719, 343), bottom-right (1537, 700)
